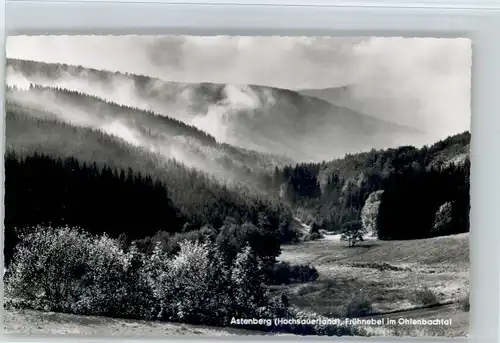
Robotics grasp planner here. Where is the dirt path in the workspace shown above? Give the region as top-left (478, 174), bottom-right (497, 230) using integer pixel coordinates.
top-left (367, 302), bottom-right (456, 320)
top-left (363, 302), bottom-right (469, 337)
top-left (4, 309), bottom-right (275, 337)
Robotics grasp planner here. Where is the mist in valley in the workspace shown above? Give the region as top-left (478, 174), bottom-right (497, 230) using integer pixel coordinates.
top-left (7, 35), bottom-right (471, 138)
top-left (6, 58), bottom-right (442, 164)
top-left (6, 86), bottom-right (285, 187)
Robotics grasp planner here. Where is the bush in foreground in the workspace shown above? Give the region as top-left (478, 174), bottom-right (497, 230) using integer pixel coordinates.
top-left (5, 226), bottom-right (366, 337)
top-left (144, 240), bottom-right (235, 325)
top-left (344, 293), bottom-right (373, 318)
top-left (281, 307), bottom-right (369, 336)
top-left (5, 226), bottom-right (151, 319)
top-left (460, 293), bottom-right (470, 312)
top-left (413, 286), bottom-right (439, 306)
top-left (266, 261), bottom-right (319, 285)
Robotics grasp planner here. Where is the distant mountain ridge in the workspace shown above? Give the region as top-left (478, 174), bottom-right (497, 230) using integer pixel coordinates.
top-left (299, 86), bottom-right (354, 110)
top-left (7, 58), bottom-right (433, 162)
top-left (298, 86), bottom-right (437, 140)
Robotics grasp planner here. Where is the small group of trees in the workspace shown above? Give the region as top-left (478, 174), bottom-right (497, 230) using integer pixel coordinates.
top-left (338, 189), bottom-right (384, 247)
top-left (340, 221), bottom-right (365, 247)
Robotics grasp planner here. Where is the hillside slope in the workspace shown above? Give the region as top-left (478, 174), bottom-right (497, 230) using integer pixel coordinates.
top-left (6, 85), bottom-right (293, 185)
top-left (299, 86), bottom-right (355, 110)
top-left (318, 131), bottom-right (470, 185)
top-left (5, 109), bottom-right (293, 239)
top-left (299, 86), bottom-right (437, 140)
top-left (7, 58), bottom-right (431, 161)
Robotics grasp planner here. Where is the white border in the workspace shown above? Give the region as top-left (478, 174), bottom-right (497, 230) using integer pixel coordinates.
top-left (2, 1), bottom-right (500, 342)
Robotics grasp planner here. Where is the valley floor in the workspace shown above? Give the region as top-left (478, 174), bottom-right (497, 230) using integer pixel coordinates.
top-left (277, 232), bottom-right (470, 336)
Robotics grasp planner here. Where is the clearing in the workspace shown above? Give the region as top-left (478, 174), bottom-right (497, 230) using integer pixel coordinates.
top-left (277, 232), bottom-right (469, 336)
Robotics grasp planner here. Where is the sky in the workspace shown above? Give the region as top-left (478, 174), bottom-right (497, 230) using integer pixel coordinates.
top-left (6, 35), bottom-right (472, 137)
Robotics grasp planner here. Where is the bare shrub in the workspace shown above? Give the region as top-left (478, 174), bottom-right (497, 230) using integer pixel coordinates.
top-left (344, 293), bottom-right (373, 318)
top-left (346, 262), bottom-right (411, 272)
top-left (460, 293), bottom-right (470, 312)
top-left (284, 307), bottom-right (369, 336)
top-left (413, 286), bottom-right (439, 305)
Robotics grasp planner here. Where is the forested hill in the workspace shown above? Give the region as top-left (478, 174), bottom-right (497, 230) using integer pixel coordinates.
top-left (6, 85), bottom-right (294, 185)
top-left (5, 108), bottom-right (294, 265)
top-left (268, 131), bottom-right (470, 240)
top-left (6, 84), bottom-right (218, 146)
top-left (320, 131), bottom-right (470, 182)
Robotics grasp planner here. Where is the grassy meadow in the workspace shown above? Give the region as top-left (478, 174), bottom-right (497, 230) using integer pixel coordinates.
top-left (275, 232), bottom-right (469, 336)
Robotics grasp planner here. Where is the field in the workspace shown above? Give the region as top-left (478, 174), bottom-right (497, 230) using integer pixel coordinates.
top-left (276, 232), bottom-right (470, 336)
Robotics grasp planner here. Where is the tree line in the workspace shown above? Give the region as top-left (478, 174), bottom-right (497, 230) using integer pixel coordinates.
top-left (4, 149), bottom-right (295, 266)
top-left (4, 151), bottom-right (176, 264)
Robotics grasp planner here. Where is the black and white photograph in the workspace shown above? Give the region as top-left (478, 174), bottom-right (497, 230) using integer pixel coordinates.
top-left (4, 35), bottom-right (471, 337)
